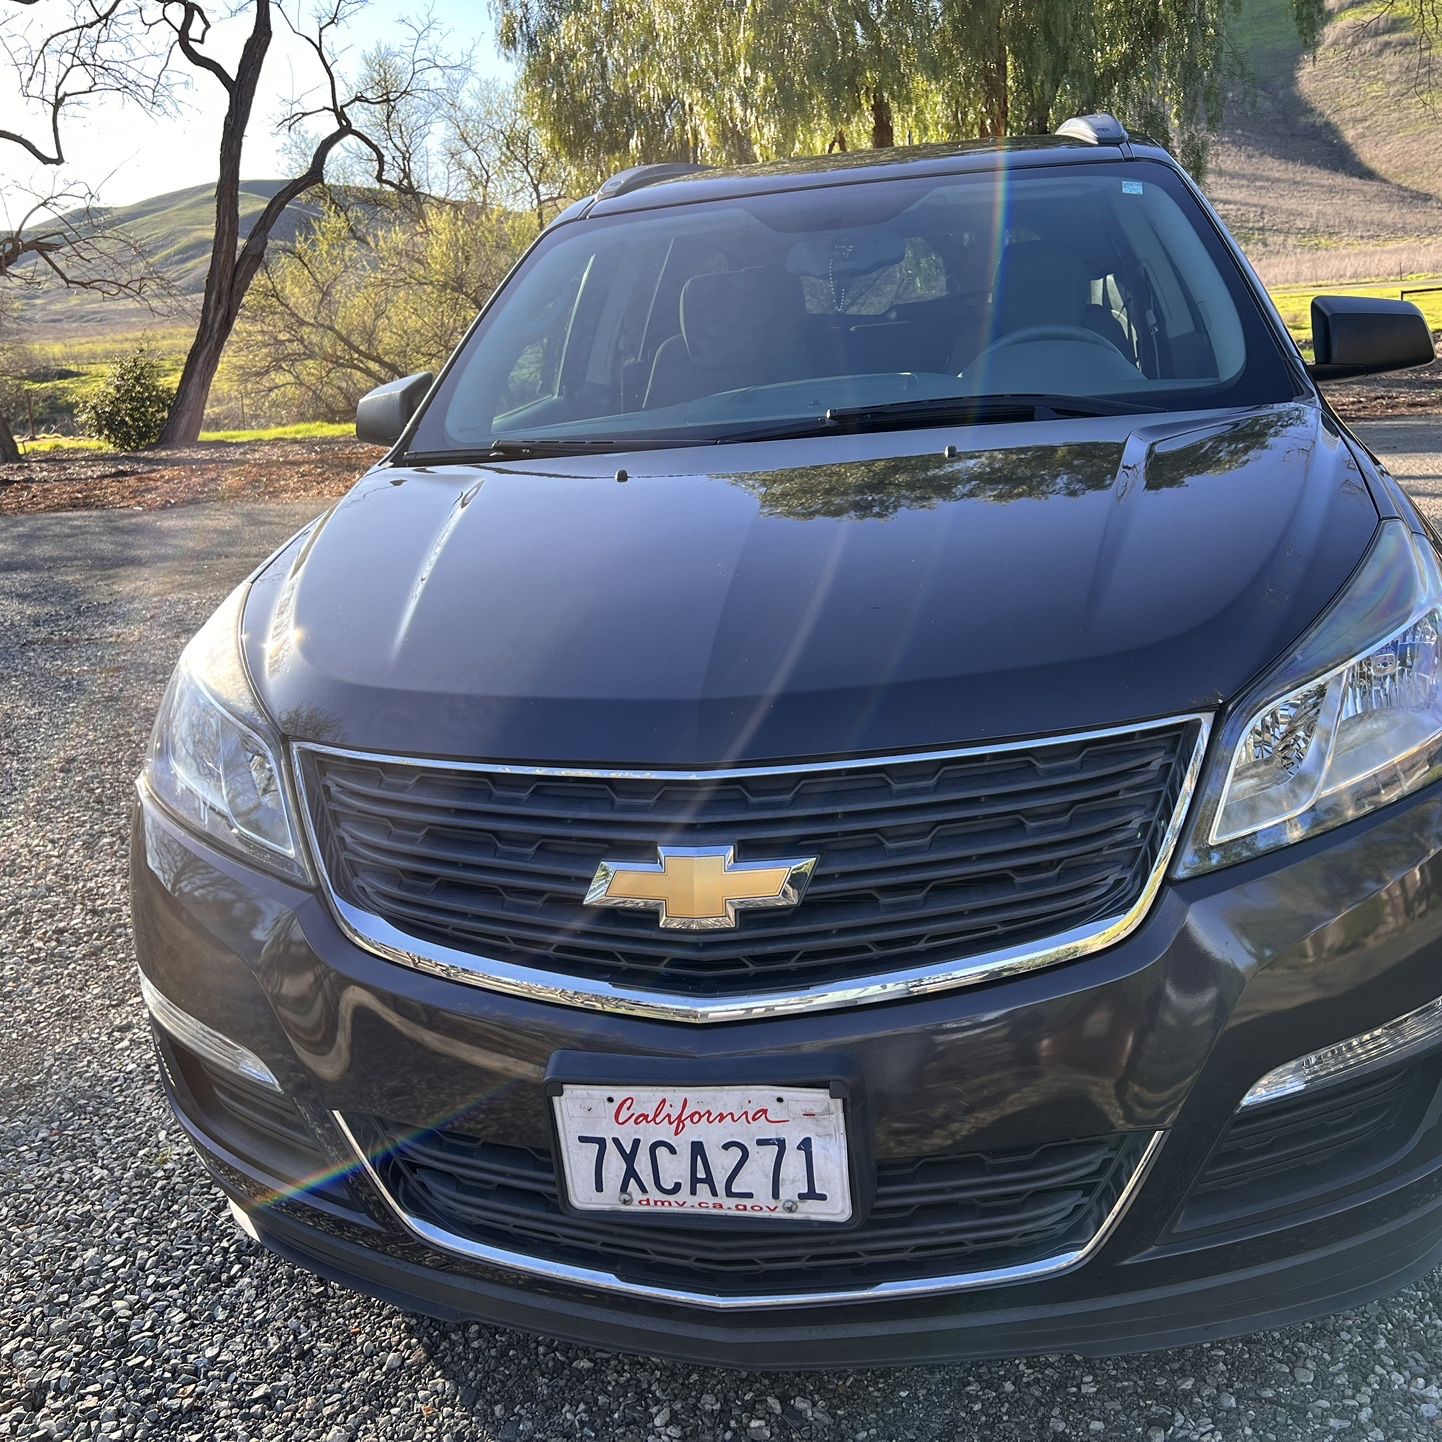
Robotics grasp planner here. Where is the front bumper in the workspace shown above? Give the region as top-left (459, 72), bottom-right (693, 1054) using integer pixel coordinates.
top-left (130, 783), bottom-right (1442, 1365)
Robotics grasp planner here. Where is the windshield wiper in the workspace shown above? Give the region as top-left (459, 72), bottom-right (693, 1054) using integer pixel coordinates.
top-left (399, 437), bottom-right (654, 465)
top-left (709, 392), bottom-right (1165, 445)
top-left (398, 393), bottom-right (1167, 465)
top-left (837, 392), bottom-right (1164, 422)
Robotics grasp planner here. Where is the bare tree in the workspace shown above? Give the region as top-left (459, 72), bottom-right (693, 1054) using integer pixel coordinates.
top-left (0, 294), bottom-right (24, 467)
top-left (224, 196), bottom-right (527, 425)
top-left (443, 77), bottom-right (567, 231)
top-left (1, 0), bottom-right (168, 168)
top-left (218, 77), bottom-right (560, 430)
top-left (0, 0), bottom-right (169, 460)
top-left (0, 184), bottom-right (152, 291)
top-left (0, 296), bottom-right (37, 449)
top-left (153, 0), bottom-right (449, 447)
top-left (0, 413), bottom-right (24, 466)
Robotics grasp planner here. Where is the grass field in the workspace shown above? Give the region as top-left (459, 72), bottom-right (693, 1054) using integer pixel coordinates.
top-left (1268, 277), bottom-right (1442, 351)
top-left (194, 421), bottom-right (353, 443)
top-left (11, 326), bottom-right (339, 440)
top-left (17, 420), bottom-right (353, 455)
top-left (13, 327), bottom-right (191, 436)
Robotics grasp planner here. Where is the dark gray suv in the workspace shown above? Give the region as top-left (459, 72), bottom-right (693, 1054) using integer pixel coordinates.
top-left (130, 114), bottom-right (1442, 1366)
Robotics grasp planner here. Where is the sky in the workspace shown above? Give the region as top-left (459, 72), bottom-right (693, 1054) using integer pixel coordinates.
top-left (1, 1), bottom-right (513, 210)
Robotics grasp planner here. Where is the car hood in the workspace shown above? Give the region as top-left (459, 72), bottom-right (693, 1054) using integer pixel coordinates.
top-left (243, 404), bottom-right (1377, 766)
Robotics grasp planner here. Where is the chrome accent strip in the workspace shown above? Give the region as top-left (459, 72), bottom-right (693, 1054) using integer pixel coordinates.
top-left (332, 1113), bottom-right (1165, 1310)
top-left (298, 716), bottom-right (1209, 782)
top-left (295, 715), bottom-right (1211, 1024)
top-left (1239, 993), bottom-right (1442, 1109)
top-left (139, 973), bottom-right (281, 1091)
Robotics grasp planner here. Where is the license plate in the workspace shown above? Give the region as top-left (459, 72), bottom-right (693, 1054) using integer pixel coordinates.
top-left (551, 1083), bottom-right (852, 1222)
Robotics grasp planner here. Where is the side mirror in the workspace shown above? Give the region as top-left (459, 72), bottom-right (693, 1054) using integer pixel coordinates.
top-left (1309, 296), bottom-right (1434, 382)
top-left (355, 371), bottom-right (434, 447)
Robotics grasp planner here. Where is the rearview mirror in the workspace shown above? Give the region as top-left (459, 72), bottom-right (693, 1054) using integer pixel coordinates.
top-left (1309, 296), bottom-right (1434, 382)
top-left (786, 230), bottom-right (908, 279)
top-left (355, 371), bottom-right (434, 447)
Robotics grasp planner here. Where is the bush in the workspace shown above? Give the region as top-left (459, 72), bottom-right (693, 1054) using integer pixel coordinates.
top-left (78, 347), bottom-right (173, 450)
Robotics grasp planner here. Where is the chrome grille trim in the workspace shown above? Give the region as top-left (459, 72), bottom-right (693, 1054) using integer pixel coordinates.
top-left (331, 1112), bottom-right (1166, 1309)
top-left (294, 714), bottom-right (1211, 1024)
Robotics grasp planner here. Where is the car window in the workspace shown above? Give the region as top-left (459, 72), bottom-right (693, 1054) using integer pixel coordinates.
top-left (410, 159), bottom-right (1299, 454)
top-left (493, 252), bottom-right (590, 417)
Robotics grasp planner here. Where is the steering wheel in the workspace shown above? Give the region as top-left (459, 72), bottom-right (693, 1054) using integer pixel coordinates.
top-left (963, 323), bottom-right (1132, 373)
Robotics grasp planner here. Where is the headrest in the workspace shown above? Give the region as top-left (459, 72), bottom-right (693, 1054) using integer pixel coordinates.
top-left (993, 241), bottom-right (1091, 333)
top-left (680, 268), bottom-right (779, 368)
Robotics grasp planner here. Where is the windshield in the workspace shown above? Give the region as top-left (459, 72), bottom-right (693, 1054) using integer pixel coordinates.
top-left (407, 159), bottom-right (1300, 456)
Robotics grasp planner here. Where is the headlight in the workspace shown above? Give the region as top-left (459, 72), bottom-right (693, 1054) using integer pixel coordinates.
top-left (1178, 520), bottom-right (1442, 874)
top-left (143, 582), bottom-right (309, 882)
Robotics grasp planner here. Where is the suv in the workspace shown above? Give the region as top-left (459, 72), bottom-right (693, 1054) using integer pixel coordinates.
top-left (131, 115), bottom-right (1442, 1366)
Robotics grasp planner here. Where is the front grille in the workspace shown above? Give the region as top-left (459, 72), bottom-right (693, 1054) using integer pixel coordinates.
top-left (353, 1117), bottom-right (1152, 1294)
top-left (300, 720), bottom-right (1198, 1000)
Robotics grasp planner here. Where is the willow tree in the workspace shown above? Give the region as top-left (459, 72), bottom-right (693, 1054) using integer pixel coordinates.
top-left (495, 0), bottom-right (930, 176)
top-left (496, 0), bottom-right (1326, 178)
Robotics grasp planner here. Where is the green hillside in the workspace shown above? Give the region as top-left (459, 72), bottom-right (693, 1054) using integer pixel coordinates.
top-left (5, 180), bottom-right (331, 434)
top-left (1208, 0), bottom-right (1442, 287)
top-left (11, 179), bottom-right (322, 333)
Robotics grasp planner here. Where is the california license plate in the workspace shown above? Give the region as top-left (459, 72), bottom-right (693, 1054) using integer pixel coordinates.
top-left (551, 1082), bottom-right (852, 1222)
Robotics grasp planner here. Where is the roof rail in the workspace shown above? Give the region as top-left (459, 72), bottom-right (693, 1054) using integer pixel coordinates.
top-left (1054, 113), bottom-right (1128, 146)
top-left (596, 162), bottom-right (711, 200)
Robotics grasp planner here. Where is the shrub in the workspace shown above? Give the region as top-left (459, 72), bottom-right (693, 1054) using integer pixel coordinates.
top-left (78, 347), bottom-right (173, 450)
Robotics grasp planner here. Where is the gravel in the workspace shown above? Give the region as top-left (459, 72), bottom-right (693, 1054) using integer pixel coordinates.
top-left (0, 438), bottom-right (378, 517)
top-left (3, 423), bottom-right (1442, 1441)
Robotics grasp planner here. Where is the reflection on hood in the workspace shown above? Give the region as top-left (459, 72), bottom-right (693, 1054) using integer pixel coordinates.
top-left (728, 406), bottom-right (1307, 522)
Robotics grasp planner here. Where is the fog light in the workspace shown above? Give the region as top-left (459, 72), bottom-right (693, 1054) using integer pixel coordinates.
top-left (139, 973), bottom-right (280, 1091)
top-left (1241, 995), bottom-right (1442, 1108)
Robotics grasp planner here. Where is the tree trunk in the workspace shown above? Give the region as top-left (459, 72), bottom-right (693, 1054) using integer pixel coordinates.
top-left (870, 92), bottom-right (894, 150)
top-left (157, 3), bottom-right (375, 447)
top-left (0, 409), bottom-right (20, 463)
top-left (162, 312), bottom-right (234, 446)
top-left (158, 1), bottom-right (273, 448)
top-left (982, 22), bottom-right (1009, 137)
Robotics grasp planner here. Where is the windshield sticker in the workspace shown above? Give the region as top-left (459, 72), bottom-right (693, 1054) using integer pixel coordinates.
top-left (1122, 180), bottom-right (1144, 195)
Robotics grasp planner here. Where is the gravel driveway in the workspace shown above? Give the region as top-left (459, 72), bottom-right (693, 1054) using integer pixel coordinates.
top-left (4, 421), bottom-right (1442, 1442)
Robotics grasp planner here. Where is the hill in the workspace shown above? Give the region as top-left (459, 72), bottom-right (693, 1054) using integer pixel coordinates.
top-left (1207, 0), bottom-right (1442, 285)
top-left (11, 179), bottom-right (323, 334)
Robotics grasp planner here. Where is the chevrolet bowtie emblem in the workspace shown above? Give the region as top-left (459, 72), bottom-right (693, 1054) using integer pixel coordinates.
top-left (585, 845), bottom-right (818, 931)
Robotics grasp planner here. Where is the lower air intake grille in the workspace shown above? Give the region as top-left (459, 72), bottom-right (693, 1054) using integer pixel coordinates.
top-left (1176, 1061), bottom-right (1433, 1235)
top-left (1195, 1066), bottom-right (1415, 1197)
top-left (352, 1118), bottom-right (1152, 1295)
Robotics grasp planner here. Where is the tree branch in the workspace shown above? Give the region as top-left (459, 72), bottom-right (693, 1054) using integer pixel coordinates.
top-left (1, 0), bottom-right (171, 166)
top-left (156, 1), bottom-right (235, 92)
